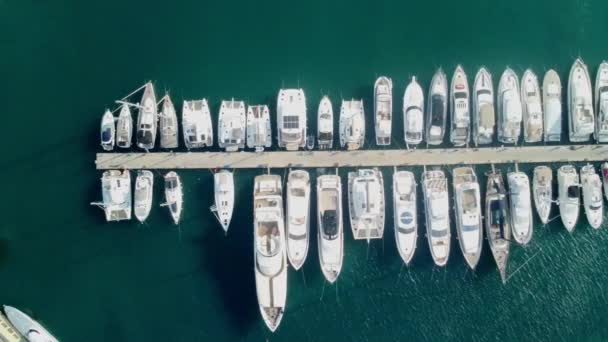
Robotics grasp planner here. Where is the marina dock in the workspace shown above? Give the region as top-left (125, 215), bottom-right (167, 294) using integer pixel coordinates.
top-left (96, 144), bottom-right (608, 170)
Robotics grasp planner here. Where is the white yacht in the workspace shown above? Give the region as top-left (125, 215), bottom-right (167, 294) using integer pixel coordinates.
top-left (134, 170), bottom-right (154, 223)
top-left (116, 104), bottom-right (132, 148)
top-left (485, 168), bottom-right (511, 283)
top-left (603, 162), bottom-right (608, 201)
top-left (392, 170), bottom-right (417, 265)
top-left (594, 61), bottom-right (608, 142)
top-left (521, 69), bottom-right (544, 143)
top-left (91, 170), bottom-right (131, 221)
top-left (136, 82), bottom-right (158, 150)
top-left (161, 171), bottom-right (183, 225)
top-left (348, 168), bottom-right (385, 241)
top-left (532, 166), bottom-right (552, 225)
top-left (542, 69), bottom-right (562, 142)
top-left (339, 99), bottom-right (365, 150)
top-left (218, 99), bottom-right (246, 151)
top-left (246, 105), bottom-right (272, 151)
top-left (426, 68), bottom-right (448, 145)
top-left (3, 306), bottom-right (58, 342)
top-left (557, 165), bottom-right (580, 232)
top-left (182, 99), bottom-right (213, 149)
top-left (317, 96), bottom-right (334, 149)
top-left (452, 167), bottom-right (483, 270)
top-left (100, 109), bottom-right (115, 151)
top-left (159, 94), bottom-right (179, 149)
top-left (317, 174), bottom-right (344, 283)
top-left (580, 164), bottom-right (603, 229)
top-left (277, 89), bottom-right (306, 150)
top-left (421, 169), bottom-right (450, 267)
top-left (403, 77), bottom-right (424, 145)
top-left (497, 68), bottom-right (522, 144)
top-left (211, 170), bottom-right (234, 233)
top-left (374, 76), bottom-right (393, 145)
top-left (450, 65), bottom-right (470, 146)
top-left (568, 58), bottom-right (594, 142)
top-left (0, 309), bottom-right (22, 342)
top-left (286, 170), bottom-right (310, 270)
top-left (507, 169), bottom-right (533, 245)
top-left (253, 174), bottom-right (287, 332)
top-left (472, 67), bottom-right (495, 145)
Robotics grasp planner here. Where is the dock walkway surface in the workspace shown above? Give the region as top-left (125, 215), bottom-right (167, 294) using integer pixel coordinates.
top-left (96, 145), bottom-right (608, 170)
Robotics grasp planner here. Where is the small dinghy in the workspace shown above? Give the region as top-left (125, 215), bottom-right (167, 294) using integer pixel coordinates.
top-left (542, 69), bottom-right (562, 142)
top-left (211, 170), bottom-right (234, 233)
top-left (116, 104), bottom-right (133, 148)
top-left (339, 99), bottom-right (365, 150)
top-left (568, 58), bottom-right (594, 142)
top-left (507, 169), bottom-right (533, 245)
top-left (286, 170), bottom-right (310, 270)
top-left (317, 96), bottom-right (334, 149)
top-left (374, 76), bottom-right (393, 145)
top-left (161, 171), bottom-right (183, 225)
top-left (218, 99), bottom-right (246, 151)
top-left (521, 69), bottom-right (544, 143)
top-left (485, 168), bottom-right (511, 283)
top-left (317, 174), bottom-right (344, 283)
top-left (183, 99), bottom-right (213, 149)
top-left (246, 105), bottom-right (272, 151)
top-left (472, 67), bottom-right (495, 145)
top-left (453, 167), bottom-right (483, 270)
top-left (159, 94), bottom-right (179, 149)
top-left (91, 170), bottom-right (131, 222)
top-left (100, 109), bottom-right (115, 151)
top-left (403, 77), bottom-right (424, 146)
top-left (450, 65), bottom-right (470, 146)
top-left (134, 170), bottom-right (154, 223)
top-left (580, 164), bottom-right (603, 229)
top-left (497, 68), bottom-right (522, 144)
top-left (594, 61), bottom-right (608, 142)
top-left (558, 165), bottom-right (580, 232)
top-left (3, 306), bottom-right (59, 342)
top-left (422, 169), bottom-right (450, 266)
top-left (602, 162), bottom-right (608, 201)
top-left (393, 170), bottom-right (417, 265)
top-left (426, 68), bottom-right (448, 145)
top-left (136, 82), bottom-right (158, 150)
top-left (532, 166), bottom-right (552, 225)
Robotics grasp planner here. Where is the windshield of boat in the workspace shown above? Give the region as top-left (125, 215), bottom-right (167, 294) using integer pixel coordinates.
top-left (431, 227), bottom-right (448, 237)
top-left (462, 224), bottom-right (478, 231)
top-left (567, 185), bottom-right (580, 198)
top-left (455, 92), bottom-right (467, 99)
top-left (322, 210), bottom-right (338, 239)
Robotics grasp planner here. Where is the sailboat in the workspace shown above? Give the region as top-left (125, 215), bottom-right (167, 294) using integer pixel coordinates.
top-left (218, 99), bottom-right (246, 151)
top-left (211, 170), bottom-right (234, 233)
top-left (580, 164), bottom-right (603, 229)
top-left (286, 170), bottom-right (310, 270)
top-left (374, 76), bottom-right (393, 145)
top-left (3, 306), bottom-right (58, 342)
top-left (557, 165), bottom-right (580, 232)
top-left (348, 168), bottom-right (385, 241)
top-left (246, 105), bottom-right (272, 151)
top-left (497, 68), bottom-right (522, 144)
top-left (422, 169), bottom-right (450, 266)
top-left (136, 82), bottom-right (158, 150)
top-left (485, 167), bottom-right (511, 283)
top-left (317, 173), bottom-right (344, 283)
top-left (339, 99), bottom-right (365, 150)
top-left (521, 69), bottom-right (544, 143)
top-left (115, 104), bottom-right (133, 148)
top-left (568, 58), bottom-right (594, 142)
top-left (277, 89), bottom-right (307, 150)
top-left (91, 170), bottom-right (131, 221)
top-left (542, 69), bottom-right (562, 142)
top-left (507, 168), bottom-right (533, 245)
top-left (134, 170), bottom-right (154, 223)
top-left (403, 76), bottom-right (424, 145)
top-left (317, 96), bottom-right (334, 149)
top-left (426, 68), bottom-right (448, 145)
top-left (393, 170), bottom-right (417, 265)
top-left (100, 109), bottom-right (115, 151)
top-left (452, 167), bottom-right (483, 270)
top-left (182, 99), bottom-right (213, 149)
top-left (532, 166), bottom-right (552, 225)
top-left (159, 94), bottom-right (179, 149)
top-left (472, 67), bottom-right (495, 145)
top-left (161, 171), bottom-right (183, 225)
top-left (450, 65), bottom-right (470, 146)
top-left (595, 61), bottom-right (608, 142)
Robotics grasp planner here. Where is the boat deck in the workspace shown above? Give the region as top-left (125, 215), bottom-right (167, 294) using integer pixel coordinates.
top-left (96, 145), bottom-right (608, 170)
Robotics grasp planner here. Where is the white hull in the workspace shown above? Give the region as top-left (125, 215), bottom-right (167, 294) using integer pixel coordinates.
top-left (3, 306), bottom-right (58, 342)
top-left (568, 58), bottom-right (594, 142)
top-left (521, 69), bottom-right (543, 143)
top-left (213, 170), bottom-right (234, 232)
top-left (393, 170), bottom-right (417, 265)
top-left (422, 169), bottom-right (450, 266)
top-left (348, 168), bottom-right (385, 240)
top-left (116, 104), bottom-right (133, 148)
top-left (580, 165), bottom-right (603, 229)
top-left (100, 109), bottom-right (115, 151)
top-left (136, 82), bottom-right (158, 150)
top-left (532, 166), bottom-right (552, 225)
top-left (453, 167), bottom-right (483, 270)
top-left (485, 170), bottom-right (511, 283)
top-left (134, 170), bottom-right (154, 223)
top-left (542, 69), bottom-right (562, 142)
top-left (246, 105), bottom-right (272, 151)
top-left (603, 162), bottom-right (608, 202)
top-left (403, 77), bottom-right (424, 145)
top-left (374, 76), bottom-right (393, 145)
top-left (317, 96), bottom-right (334, 149)
top-left (183, 99), bottom-right (213, 149)
top-left (450, 65), bottom-right (470, 146)
top-left (94, 170), bottom-right (131, 221)
top-left (218, 99), bottom-right (246, 151)
top-left (339, 99), bottom-right (365, 150)
top-left (277, 89), bottom-right (306, 150)
top-left (159, 95), bottom-right (179, 149)
top-left (317, 174), bottom-right (344, 283)
top-left (162, 171), bottom-right (183, 225)
top-left (558, 165), bottom-right (580, 232)
top-left (507, 171), bottom-right (533, 245)
top-left (595, 61), bottom-right (608, 142)
top-left (497, 68), bottom-right (522, 144)
top-left (426, 69), bottom-right (448, 145)
top-left (472, 67), bottom-right (495, 145)
top-left (286, 170), bottom-right (310, 270)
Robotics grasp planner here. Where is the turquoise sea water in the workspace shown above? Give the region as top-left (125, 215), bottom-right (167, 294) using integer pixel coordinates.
top-left (1, 0), bottom-right (608, 341)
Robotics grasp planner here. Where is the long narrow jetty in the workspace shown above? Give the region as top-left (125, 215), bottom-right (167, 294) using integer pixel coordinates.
top-left (95, 145), bottom-right (608, 170)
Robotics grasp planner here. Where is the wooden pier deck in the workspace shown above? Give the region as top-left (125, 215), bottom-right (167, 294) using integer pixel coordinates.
top-left (95, 145), bottom-right (608, 170)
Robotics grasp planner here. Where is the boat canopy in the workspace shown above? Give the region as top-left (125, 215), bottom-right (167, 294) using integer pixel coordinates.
top-left (322, 210), bottom-right (339, 239)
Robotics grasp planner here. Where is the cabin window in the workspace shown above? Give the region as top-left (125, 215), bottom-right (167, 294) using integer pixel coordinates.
top-left (284, 115), bottom-right (299, 129)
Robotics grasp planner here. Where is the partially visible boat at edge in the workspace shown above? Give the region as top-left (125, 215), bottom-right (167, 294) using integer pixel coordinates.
top-left (594, 61), bottom-right (608, 142)
top-left (3, 306), bottom-right (58, 342)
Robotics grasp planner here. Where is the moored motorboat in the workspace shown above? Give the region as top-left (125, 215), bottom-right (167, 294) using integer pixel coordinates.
top-left (161, 171), bottom-right (183, 225)
top-left (134, 170), bottom-right (154, 223)
top-left (568, 58), bottom-right (594, 142)
top-left (246, 105), bottom-right (272, 151)
top-left (211, 170), bottom-right (234, 233)
top-left (426, 68), bottom-right (448, 145)
top-left (159, 94), bottom-right (179, 149)
top-left (317, 174), bottom-right (344, 283)
top-left (100, 109), bottom-right (115, 151)
top-left (507, 169), bottom-right (533, 245)
top-left (532, 166), bottom-right (552, 225)
top-left (348, 168), bottom-right (385, 241)
top-left (558, 165), bottom-right (580, 232)
top-left (497, 68), bottom-right (522, 144)
top-left (91, 170), bottom-right (131, 221)
top-left (452, 167), bottom-right (483, 270)
top-left (485, 168), bottom-right (511, 283)
top-left (450, 65), bottom-right (470, 146)
top-left (218, 99), bottom-right (246, 151)
top-left (286, 170), bottom-right (310, 270)
top-left (182, 99), bottom-right (213, 149)
top-left (136, 82), bottom-right (158, 150)
top-left (594, 61), bottom-right (608, 142)
top-left (277, 89), bottom-right (306, 150)
top-left (3, 306), bottom-right (58, 342)
top-left (521, 69), bottom-right (544, 143)
top-left (339, 99), bottom-right (365, 150)
top-left (0, 308), bottom-right (22, 342)
top-left (580, 164), bottom-right (603, 229)
top-left (116, 104), bottom-right (132, 148)
top-left (374, 76), bottom-right (393, 145)
top-left (472, 67), bottom-right (495, 145)
top-left (542, 69), bottom-right (562, 142)
top-left (421, 169), bottom-right (450, 266)
top-left (317, 96), bottom-right (334, 149)
top-left (392, 170), bottom-right (417, 265)
top-left (403, 77), bottom-right (424, 146)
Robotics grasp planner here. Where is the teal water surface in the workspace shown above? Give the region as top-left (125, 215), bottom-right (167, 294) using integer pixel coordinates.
top-left (1, 0), bottom-right (608, 341)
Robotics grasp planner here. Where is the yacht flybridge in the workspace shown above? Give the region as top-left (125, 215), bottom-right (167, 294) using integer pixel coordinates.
top-left (452, 167), bottom-right (483, 270)
top-left (116, 104), bottom-right (132, 148)
top-left (218, 99), bottom-right (246, 151)
top-left (422, 169), bottom-right (450, 267)
top-left (568, 58), bottom-right (594, 142)
top-left (521, 69), bottom-right (543, 143)
top-left (286, 170), bottom-right (311, 270)
top-left (182, 99), bottom-right (213, 149)
top-left (558, 165), bottom-right (580, 232)
top-left (246, 105), bottom-right (272, 151)
top-left (339, 99), bottom-right (365, 150)
top-left (317, 173), bottom-right (344, 283)
top-left (92, 170), bottom-right (132, 222)
top-left (426, 69), bottom-right (448, 145)
top-left (253, 174), bottom-right (287, 332)
top-left (277, 89), bottom-right (306, 150)
top-left (159, 94), bottom-right (179, 149)
top-left (100, 109), bottom-right (115, 151)
top-left (374, 76), bottom-right (393, 145)
top-left (348, 168), bottom-right (385, 241)
top-left (450, 65), bottom-right (470, 146)
top-left (542, 70), bottom-right (562, 142)
top-left (403, 77), bottom-right (424, 145)
top-left (472, 67), bottom-right (495, 145)
top-left (507, 168), bottom-right (533, 245)
top-left (485, 168), bottom-right (511, 283)
top-left (211, 170), bottom-right (234, 233)
top-left (497, 68), bottom-right (522, 144)
top-left (317, 96), bottom-right (334, 149)
top-left (393, 170), bottom-right (417, 265)
top-left (532, 166), bottom-right (553, 225)
top-left (595, 61), bottom-right (608, 142)
top-left (580, 164), bottom-right (603, 229)
top-left (136, 82), bottom-right (158, 150)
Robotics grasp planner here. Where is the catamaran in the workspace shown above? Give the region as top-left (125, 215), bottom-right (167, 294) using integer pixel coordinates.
top-left (595, 61), bottom-right (608, 142)
top-left (497, 68), bottom-right (522, 144)
top-left (91, 170), bottom-right (131, 222)
top-left (521, 69), bottom-right (544, 143)
top-left (426, 68), bottom-right (448, 145)
top-left (339, 99), bottom-right (365, 150)
top-left (100, 109), bottom-right (115, 151)
top-left (211, 170), bottom-right (234, 233)
top-left (317, 174), bottom-right (344, 283)
top-left (317, 96), bottom-right (334, 149)
top-left (403, 76), bottom-right (424, 146)
top-left (116, 104), bottom-right (132, 148)
top-left (218, 99), bottom-right (246, 151)
top-left (182, 99), bottom-right (213, 149)
top-left (472, 67), bottom-right (495, 145)
top-left (277, 89), bottom-right (306, 150)
top-left (580, 164), bottom-right (603, 229)
top-left (450, 65), bottom-right (470, 146)
top-left (159, 94), bottom-right (179, 149)
top-left (134, 170), bottom-right (154, 223)
top-left (422, 169), bottom-right (450, 267)
top-left (603, 162), bottom-right (608, 201)
top-left (568, 58), bottom-right (594, 142)
top-left (286, 170), bottom-right (310, 270)
top-left (348, 168), bottom-right (385, 241)
top-left (542, 69), bottom-right (562, 142)
top-left (374, 76), bottom-right (392, 145)
top-left (452, 167), bottom-right (483, 270)
top-left (393, 170), bottom-right (417, 265)
top-left (558, 165), bottom-right (580, 232)
top-left (532, 166), bottom-right (552, 225)
top-left (136, 82), bottom-right (158, 150)
top-left (3, 306), bottom-right (58, 342)
top-left (246, 105), bottom-right (272, 151)
top-left (161, 171), bottom-right (183, 225)
top-left (253, 174), bottom-right (287, 332)
top-left (507, 169), bottom-right (533, 245)
top-left (485, 168), bottom-right (511, 283)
